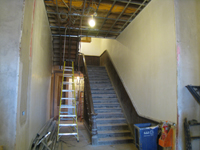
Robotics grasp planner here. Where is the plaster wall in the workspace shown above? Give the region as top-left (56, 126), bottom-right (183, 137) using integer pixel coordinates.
top-left (80, 38), bottom-right (103, 56)
top-left (174, 0), bottom-right (200, 149)
top-left (101, 0), bottom-right (177, 123)
top-left (0, 0), bottom-right (24, 149)
top-left (29, 0), bottom-right (52, 147)
top-left (16, 0), bottom-right (34, 149)
top-left (15, 0), bottom-right (52, 149)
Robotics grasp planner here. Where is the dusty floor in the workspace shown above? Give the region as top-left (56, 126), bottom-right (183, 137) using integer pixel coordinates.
top-left (57, 122), bottom-right (137, 150)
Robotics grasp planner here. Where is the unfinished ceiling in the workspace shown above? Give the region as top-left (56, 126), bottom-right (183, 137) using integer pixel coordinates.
top-left (44, 0), bottom-right (151, 39)
top-left (44, 0), bottom-right (151, 66)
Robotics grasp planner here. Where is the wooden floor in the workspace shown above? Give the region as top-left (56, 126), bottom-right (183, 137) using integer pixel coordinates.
top-left (57, 122), bottom-right (137, 150)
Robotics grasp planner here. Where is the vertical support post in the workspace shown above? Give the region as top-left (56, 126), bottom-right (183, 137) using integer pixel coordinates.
top-left (72, 61), bottom-right (79, 141)
top-left (91, 114), bottom-right (98, 145)
top-left (57, 61), bottom-right (66, 141)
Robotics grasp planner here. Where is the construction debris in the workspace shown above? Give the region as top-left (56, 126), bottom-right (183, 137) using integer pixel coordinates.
top-left (31, 118), bottom-right (57, 150)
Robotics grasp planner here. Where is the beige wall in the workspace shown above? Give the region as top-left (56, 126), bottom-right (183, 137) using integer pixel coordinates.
top-left (80, 38), bottom-right (103, 56)
top-left (175, 0), bottom-right (200, 149)
top-left (81, 0), bottom-right (177, 123)
top-left (16, 0), bottom-right (53, 149)
top-left (101, 0), bottom-right (177, 123)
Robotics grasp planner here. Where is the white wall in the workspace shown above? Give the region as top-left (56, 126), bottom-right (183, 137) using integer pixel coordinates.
top-left (175, 0), bottom-right (200, 149)
top-left (80, 38), bottom-right (103, 56)
top-left (101, 0), bottom-right (177, 123)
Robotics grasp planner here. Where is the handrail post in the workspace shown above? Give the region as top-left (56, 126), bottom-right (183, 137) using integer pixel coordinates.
top-left (91, 113), bottom-right (98, 145)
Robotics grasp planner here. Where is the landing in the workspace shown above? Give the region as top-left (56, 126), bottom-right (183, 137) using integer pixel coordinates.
top-left (57, 122), bottom-right (137, 150)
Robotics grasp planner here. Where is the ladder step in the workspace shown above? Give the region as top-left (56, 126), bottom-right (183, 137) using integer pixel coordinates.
top-left (64, 74), bottom-right (73, 77)
top-left (65, 67), bottom-right (73, 69)
top-left (58, 133), bottom-right (77, 136)
top-left (61, 105), bottom-right (75, 108)
top-left (60, 115), bottom-right (76, 117)
top-left (59, 124), bottom-right (77, 127)
top-left (62, 90), bottom-right (74, 92)
top-left (61, 98), bottom-right (75, 100)
top-left (63, 82), bottom-right (74, 84)
top-left (64, 69), bottom-right (72, 71)
top-left (61, 66), bottom-right (73, 69)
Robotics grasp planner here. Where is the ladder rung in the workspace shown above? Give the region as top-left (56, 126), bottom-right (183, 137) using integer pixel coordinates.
top-left (61, 105), bottom-right (75, 108)
top-left (63, 82), bottom-right (74, 84)
top-left (59, 124), bottom-right (77, 127)
top-left (61, 66), bottom-right (73, 69)
top-left (58, 133), bottom-right (77, 136)
top-left (64, 69), bottom-right (72, 71)
top-left (61, 98), bottom-right (75, 100)
top-left (60, 115), bottom-right (76, 117)
top-left (62, 90), bottom-right (74, 92)
top-left (65, 67), bottom-right (73, 69)
top-left (64, 74), bottom-right (73, 77)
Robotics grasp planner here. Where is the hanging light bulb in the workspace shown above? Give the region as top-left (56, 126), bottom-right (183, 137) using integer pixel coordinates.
top-left (89, 15), bottom-right (95, 27)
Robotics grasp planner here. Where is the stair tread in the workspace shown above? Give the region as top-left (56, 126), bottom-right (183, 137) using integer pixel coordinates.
top-left (93, 98), bottom-right (118, 100)
top-left (98, 136), bottom-right (133, 142)
top-left (95, 108), bottom-right (121, 109)
top-left (97, 123), bottom-right (128, 127)
top-left (98, 130), bottom-right (131, 134)
top-left (94, 103), bottom-right (120, 105)
top-left (96, 118), bottom-right (126, 121)
top-left (98, 112), bottom-right (123, 114)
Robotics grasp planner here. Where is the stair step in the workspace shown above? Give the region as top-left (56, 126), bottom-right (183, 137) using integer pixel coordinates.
top-left (61, 105), bottom-right (75, 108)
top-left (58, 133), bottom-right (77, 136)
top-left (95, 108), bottom-right (122, 113)
top-left (60, 115), bottom-right (76, 117)
top-left (97, 112), bottom-right (124, 118)
top-left (92, 94), bottom-right (117, 98)
top-left (89, 76), bottom-right (110, 80)
top-left (97, 123), bottom-right (129, 131)
top-left (89, 78), bottom-right (109, 81)
top-left (94, 103), bottom-right (120, 108)
top-left (59, 124), bottom-right (77, 127)
top-left (91, 87), bottom-right (113, 90)
top-left (98, 136), bottom-right (133, 145)
top-left (93, 100), bottom-right (118, 103)
top-left (96, 118), bottom-right (127, 124)
top-left (87, 66), bottom-right (106, 69)
top-left (89, 80), bottom-right (110, 84)
top-left (88, 74), bottom-right (108, 77)
top-left (91, 90), bottom-right (115, 94)
top-left (98, 130), bottom-right (131, 138)
top-left (90, 82), bottom-right (111, 85)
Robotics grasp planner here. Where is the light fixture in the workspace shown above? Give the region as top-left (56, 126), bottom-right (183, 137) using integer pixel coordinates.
top-left (89, 15), bottom-right (95, 27)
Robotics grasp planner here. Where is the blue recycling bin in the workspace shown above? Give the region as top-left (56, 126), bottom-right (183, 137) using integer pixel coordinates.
top-left (134, 123), bottom-right (158, 150)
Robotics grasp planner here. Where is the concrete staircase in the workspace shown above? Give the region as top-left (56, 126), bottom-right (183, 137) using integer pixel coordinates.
top-left (87, 66), bottom-right (133, 145)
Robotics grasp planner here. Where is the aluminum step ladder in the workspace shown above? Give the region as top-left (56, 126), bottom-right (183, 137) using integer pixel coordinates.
top-left (57, 60), bottom-right (79, 142)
